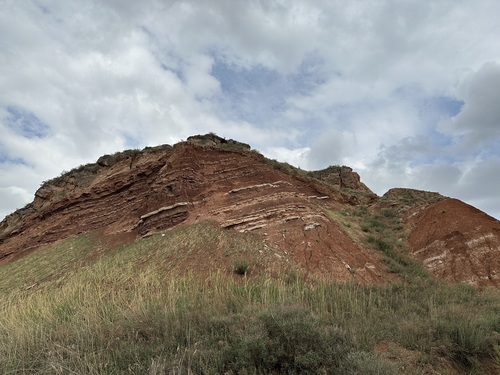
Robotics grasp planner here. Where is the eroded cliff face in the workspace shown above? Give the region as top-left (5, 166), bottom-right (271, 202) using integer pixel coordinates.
top-left (1, 134), bottom-right (499, 287)
top-left (0, 136), bottom-right (391, 283)
top-left (407, 198), bottom-right (500, 287)
top-left (309, 166), bottom-right (374, 194)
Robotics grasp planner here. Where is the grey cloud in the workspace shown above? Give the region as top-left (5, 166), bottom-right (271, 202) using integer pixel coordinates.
top-left (364, 137), bottom-right (500, 219)
top-left (453, 157), bottom-right (500, 202)
top-left (307, 129), bottom-right (356, 170)
top-left (0, 187), bottom-right (31, 220)
top-left (450, 62), bottom-right (500, 141)
top-left (415, 160), bottom-right (500, 220)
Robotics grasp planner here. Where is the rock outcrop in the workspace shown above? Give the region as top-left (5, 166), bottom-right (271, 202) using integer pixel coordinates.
top-left (0, 138), bottom-right (391, 283)
top-left (309, 166), bottom-right (372, 192)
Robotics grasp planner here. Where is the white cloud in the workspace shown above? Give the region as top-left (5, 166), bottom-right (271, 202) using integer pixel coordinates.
top-left (263, 146), bottom-right (310, 170)
top-left (1, 0), bottom-right (500, 220)
top-left (0, 186), bottom-right (32, 220)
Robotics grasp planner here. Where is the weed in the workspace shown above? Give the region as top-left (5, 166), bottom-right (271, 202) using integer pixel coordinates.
top-left (233, 259), bottom-right (250, 275)
top-left (495, 345), bottom-right (500, 369)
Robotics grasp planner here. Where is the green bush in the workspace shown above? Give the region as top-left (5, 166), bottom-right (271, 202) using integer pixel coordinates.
top-left (433, 312), bottom-right (499, 370)
top-left (366, 235), bottom-right (392, 252)
top-left (233, 259), bottom-right (250, 275)
top-left (217, 305), bottom-right (351, 374)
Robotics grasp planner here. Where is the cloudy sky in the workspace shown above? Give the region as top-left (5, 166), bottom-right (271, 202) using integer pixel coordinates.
top-left (1, 0), bottom-right (500, 221)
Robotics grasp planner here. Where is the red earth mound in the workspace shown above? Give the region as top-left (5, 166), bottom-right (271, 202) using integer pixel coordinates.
top-left (407, 198), bottom-right (500, 287)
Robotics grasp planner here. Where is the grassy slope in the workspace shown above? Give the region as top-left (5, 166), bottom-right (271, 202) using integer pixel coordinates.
top-left (1, 221), bottom-right (499, 374)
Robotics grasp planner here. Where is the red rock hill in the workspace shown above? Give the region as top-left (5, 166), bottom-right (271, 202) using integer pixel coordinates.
top-left (1, 134), bottom-right (499, 286)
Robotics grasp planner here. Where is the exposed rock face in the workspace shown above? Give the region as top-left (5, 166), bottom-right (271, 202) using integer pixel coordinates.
top-left (187, 133), bottom-right (251, 151)
top-left (381, 188), bottom-right (446, 209)
top-left (309, 166), bottom-right (372, 192)
top-left (0, 138), bottom-right (390, 283)
top-left (407, 198), bottom-right (500, 287)
top-left (1, 135), bottom-right (499, 287)
top-left (308, 166), bottom-right (377, 205)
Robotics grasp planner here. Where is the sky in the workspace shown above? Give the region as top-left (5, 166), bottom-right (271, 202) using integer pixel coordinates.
top-left (1, 0), bottom-right (500, 221)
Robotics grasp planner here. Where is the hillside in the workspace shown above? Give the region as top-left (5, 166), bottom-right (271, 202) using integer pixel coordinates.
top-left (1, 133), bottom-right (499, 287)
top-left (0, 134), bottom-right (499, 374)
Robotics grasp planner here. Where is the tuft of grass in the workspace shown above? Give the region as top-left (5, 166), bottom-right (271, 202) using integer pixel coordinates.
top-left (233, 259), bottom-right (250, 275)
top-left (353, 206), bottom-right (430, 281)
top-left (495, 344), bottom-right (500, 369)
top-left (341, 351), bottom-right (399, 374)
top-left (0, 233), bottom-right (99, 293)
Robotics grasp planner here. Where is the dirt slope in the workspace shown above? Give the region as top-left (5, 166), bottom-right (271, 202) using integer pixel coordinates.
top-left (407, 198), bottom-right (500, 287)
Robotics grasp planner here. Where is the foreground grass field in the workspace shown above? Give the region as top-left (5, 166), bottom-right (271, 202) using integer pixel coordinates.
top-left (1, 222), bottom-right (499, 374)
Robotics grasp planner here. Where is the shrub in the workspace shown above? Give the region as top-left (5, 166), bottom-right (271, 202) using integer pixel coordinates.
top-left (233, 259), bottom-right (250, 275)
top-left (218, 305), bottom-right (351, 374)
top-left (366, 235), bottom-right (392, 252)
top-left (433, 312), bottom-right (499, 370)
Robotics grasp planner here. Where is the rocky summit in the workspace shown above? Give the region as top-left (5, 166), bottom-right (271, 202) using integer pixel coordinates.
top-left (1, 134), bottom-right (499, 287)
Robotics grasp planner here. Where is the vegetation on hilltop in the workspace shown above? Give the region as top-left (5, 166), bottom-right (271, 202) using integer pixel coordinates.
top-left (39, 144), bottom-right (174, 188)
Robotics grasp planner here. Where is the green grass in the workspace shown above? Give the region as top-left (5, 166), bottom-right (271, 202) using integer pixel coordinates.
top-left (1, 223), bottom-right (499, 374)
top-left (233, 259), bottom-right (250, 275)
top-left (0, 232), bottom-right (100, 293)
top-left (340, 205), bottom-right (431, 281)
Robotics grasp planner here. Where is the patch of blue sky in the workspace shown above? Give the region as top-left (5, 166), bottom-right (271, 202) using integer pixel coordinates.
top-left (428, 127), bottom-right (454, 147)
top-left (210, 53), bottom-right (327, 129)
top-left (123, 133), bottom-right (142, 149)
top-left (412, 96), bottom-right (464, 156)
top-left (417, 96), bottom-right (464, 125)
top-left (410, 153), bottom-right (461, 167)
top-left (407, 151), bottom-right (457, 168)
top-left (473, 140), bottom-right (500, 159)
top-left (392, 83), bottom-right (422, 99)
top-left (5, 106), bottom-right (50, 139)
top-left (396, 134), bottom-right (458, 168)
top-left (0, 153), bottom-right (27, 165)
top-left (392, 85), bottom-right (464, 123)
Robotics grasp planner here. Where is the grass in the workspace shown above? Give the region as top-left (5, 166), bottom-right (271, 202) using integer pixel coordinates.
top-left (1, 223), bottom-right (499, 374)
top-left (233, 259), bottom-right (250, 275)
top-left (329, 205), bottom-right (430, 281)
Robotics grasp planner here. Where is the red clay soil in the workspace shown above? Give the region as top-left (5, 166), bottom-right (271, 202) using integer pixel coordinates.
top-left (407, 198), bottom-right (500, 287)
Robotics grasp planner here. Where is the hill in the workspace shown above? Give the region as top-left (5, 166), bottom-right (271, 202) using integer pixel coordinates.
top-left (0, 134), bottom-right (499, 374)
top-left (1, 133), bottom-right (499, 287)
